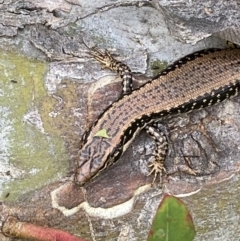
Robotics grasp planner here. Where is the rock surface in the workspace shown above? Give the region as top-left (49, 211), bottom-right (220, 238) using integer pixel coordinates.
top-left (0, 1), bottom-right (240, 241)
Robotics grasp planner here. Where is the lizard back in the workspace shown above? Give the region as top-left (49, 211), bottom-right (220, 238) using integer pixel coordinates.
top-left (75, 48), bottom-right (240, 184)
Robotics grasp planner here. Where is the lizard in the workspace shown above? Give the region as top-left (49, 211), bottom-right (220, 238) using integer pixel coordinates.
top-left (74, 47), bottom-right (240, 185)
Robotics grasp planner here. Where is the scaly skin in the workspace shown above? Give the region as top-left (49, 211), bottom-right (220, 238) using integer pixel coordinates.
top-left (74, 48), bottom-right (240, 185)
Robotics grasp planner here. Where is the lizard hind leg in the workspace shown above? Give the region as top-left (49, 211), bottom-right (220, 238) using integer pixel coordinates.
top-left (145, 123), bottom-right (168, 185)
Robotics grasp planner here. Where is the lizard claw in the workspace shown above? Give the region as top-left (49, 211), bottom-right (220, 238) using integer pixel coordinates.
top-left (148, 161), bottom-right (166, 185)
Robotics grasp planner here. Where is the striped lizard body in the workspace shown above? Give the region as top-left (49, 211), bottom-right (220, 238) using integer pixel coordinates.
top-left (74, 48), bottom-right (240, 185)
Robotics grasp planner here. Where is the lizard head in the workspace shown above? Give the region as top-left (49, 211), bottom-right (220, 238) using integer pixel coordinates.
top-left (74, 137), bottom-right (115, 186)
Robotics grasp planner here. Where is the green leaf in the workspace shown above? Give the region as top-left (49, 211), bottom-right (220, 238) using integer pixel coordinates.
top-left (147, 195), bottom-right (196, 241)
top-left (94, 129), bottom-right (110, 138)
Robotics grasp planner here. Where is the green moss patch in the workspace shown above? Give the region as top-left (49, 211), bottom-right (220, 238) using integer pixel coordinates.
top-left (150, 59), bottom-right (168, 76)
top-left (0, 50), bottom-right (68, 201)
